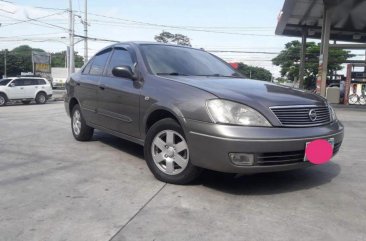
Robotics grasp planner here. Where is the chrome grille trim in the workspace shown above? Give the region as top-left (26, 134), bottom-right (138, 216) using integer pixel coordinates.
top-left (270, 105), bottom-right (331, 127)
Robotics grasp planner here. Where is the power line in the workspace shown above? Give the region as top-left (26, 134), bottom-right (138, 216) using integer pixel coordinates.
top-left (1, 10), bottom-right (66, 27)
top-left (28, 5), bottom-right (277, 37)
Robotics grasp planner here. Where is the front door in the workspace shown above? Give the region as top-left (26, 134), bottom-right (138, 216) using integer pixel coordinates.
top-left (97, 47), bottom-right (141, 138)
top-left (6, 79), bottom-right (25, 99)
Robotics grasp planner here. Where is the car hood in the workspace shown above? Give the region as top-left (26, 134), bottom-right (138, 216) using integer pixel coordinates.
top-left (163, 76), bottom-right (327, 108)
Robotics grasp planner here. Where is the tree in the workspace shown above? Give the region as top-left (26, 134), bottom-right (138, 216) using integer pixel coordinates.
top-left (0, 45), bottom-right (84, 77)
top-left (272, 40), bottom-right (354, 88)
top-left (154, 31), bottom-right (192, 46)
top-left (236, 63), bottom-right (273, 81)
top-left (51, 51), bottom-right (84, 68)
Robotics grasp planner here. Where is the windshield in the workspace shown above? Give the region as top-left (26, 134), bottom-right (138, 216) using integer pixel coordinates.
top-left (140, 44), bottom-right (239, 77)
top-left (0, 79), bottom-right (12, 86)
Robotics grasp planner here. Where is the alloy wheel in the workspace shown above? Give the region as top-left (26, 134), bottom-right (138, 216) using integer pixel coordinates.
top-left (0, 96), bottom-right (5, 106)
top-left (72, 110), bottom-right (82, 135)
top-left (151, 130), bottom-right (189, 175)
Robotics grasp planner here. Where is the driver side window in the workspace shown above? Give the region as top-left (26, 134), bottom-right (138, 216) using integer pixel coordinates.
top-left (107, 48), bottom-right (134, 77)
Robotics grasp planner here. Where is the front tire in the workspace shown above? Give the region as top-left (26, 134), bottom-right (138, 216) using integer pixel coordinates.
top-left (35, 92), bottom-right (47, 104)
top-left (0, 93), bottom-right (7, 106)
top-left (71, 104), bottom-right (94, 141)
top-left (144, 118), bottom-right (201, 184)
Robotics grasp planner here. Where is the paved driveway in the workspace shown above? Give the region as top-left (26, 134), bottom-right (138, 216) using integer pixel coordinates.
top-left (0, 102), bottom-right (365, 241)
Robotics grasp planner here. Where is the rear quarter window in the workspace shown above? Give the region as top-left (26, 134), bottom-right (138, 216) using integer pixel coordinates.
top-left (37, 79), bottom-right (47, 85)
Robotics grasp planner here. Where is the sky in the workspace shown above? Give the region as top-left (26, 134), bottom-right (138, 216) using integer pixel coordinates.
top-left (0, 0), bottom-right (354, 77)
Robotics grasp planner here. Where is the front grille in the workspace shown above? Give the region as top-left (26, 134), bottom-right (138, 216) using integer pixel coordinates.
top-left (270, 105), bottom-right (331, 127)
top-left (255, 142), bottom-right (342, 166)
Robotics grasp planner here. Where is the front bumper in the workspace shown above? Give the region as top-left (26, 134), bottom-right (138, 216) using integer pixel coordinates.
top-left (184, 119), bottom-right (344, 173)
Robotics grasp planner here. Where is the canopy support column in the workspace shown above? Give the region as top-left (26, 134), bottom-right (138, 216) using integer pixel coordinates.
top-left (299, 29), bottom-right (307, 89)
top-left (317, 6), bottom-right (332, 97)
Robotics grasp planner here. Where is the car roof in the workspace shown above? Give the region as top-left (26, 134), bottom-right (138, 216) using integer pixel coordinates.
top-left (94, 41), bottom-right (203, 55)
top-left (8, 76), bottom-right (47, 79)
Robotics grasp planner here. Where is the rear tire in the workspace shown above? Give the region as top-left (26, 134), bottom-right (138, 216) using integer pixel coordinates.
top-left (71, 104), bottom-right (94, 141)
top-left (0, 93), bottom-right (7, 106)
top-left (144, 118), bottom-right (201, 184)
top-left (22, 100), bottom-right (31, 105)
top-left (35, 92), bottom-right (47, 104)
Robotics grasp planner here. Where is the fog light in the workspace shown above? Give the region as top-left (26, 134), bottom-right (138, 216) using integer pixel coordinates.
top-left (229, 153), bottom-right (254, 166)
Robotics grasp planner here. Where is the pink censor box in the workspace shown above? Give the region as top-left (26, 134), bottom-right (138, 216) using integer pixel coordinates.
top-left (305, 139), bottom-right (334, 165)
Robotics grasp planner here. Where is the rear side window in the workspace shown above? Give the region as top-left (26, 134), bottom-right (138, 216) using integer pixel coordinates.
top-left (107, 48), bottom-right (134, 76)
top-left (37, 79), bottom-right (47, 85)
top-left (23, 79), bottom-right (37, 86)
top-left (90, 49), bottom-right (112, 76)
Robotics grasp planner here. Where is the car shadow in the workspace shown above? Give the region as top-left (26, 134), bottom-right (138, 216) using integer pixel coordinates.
top-left (198, 162), bottom-right (341, 195)
top-left (92, 131), bottom-right (341, 195)
top-left (93, 131), bottom-right (144, 159)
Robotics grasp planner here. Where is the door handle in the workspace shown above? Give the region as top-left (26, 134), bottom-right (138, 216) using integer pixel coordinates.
top-left (99, 84), bottom-right (105, 90)
top-left (20, 87), bottom-right (24, 90)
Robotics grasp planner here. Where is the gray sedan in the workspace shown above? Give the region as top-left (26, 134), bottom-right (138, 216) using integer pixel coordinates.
top-left (64, 42), bottom-right (344, 184)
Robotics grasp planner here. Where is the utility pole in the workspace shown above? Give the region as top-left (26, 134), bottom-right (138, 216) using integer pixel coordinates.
top-left (84, 0), bottom-right (88, 62)
top-left (3, 49), bottom-right (7, 78)
top-left (68, 0), bottom-right (75, 80)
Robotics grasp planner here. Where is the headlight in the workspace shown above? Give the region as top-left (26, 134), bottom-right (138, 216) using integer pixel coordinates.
top-left (329, 105), bottom-right (337, 121)
top-left (206, 99), bottom-right (271, 127)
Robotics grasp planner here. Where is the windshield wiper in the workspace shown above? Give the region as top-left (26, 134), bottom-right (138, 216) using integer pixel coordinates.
top-left (156, 72), bottom-right (189, 76)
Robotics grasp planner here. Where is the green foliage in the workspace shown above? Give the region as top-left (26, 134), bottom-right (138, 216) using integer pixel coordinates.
top-left (236, 63), bottom-right (273, 81)
top-left (0, 45), bottom-right (84, 77)
top-left (272, 40), bottom-right (354, 88)
top-left (154, 31), bottom-right (192, 46)
top-left (51, 51), bottom-right (84, 68)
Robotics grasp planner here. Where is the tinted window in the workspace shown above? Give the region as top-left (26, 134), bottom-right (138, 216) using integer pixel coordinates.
top-left (107, 48), bottom-right (134, 76)
top-left (140, 45), bottom-right (238, 77)
top-left (82, 58), bottom-right (94, 74)
top-left (13, 79), bottom-right (24, 86)
top-left (0, 79), bottom-right (12, 86)
top-left (23, 79), bottom-right (37, 86)
top-left (90, 49), bottom-right (112, 76)
top-left (37, 79), bottom-right (47, 85)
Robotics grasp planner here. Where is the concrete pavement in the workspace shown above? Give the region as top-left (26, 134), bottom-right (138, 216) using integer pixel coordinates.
top-left (0, 102), bottom-right (365, 241)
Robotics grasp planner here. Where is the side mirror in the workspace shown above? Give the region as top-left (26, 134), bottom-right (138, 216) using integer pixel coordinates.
top-left (112, 66), bottom-right (137, 80)
top-left (9, 83), bottom-right (15, 87)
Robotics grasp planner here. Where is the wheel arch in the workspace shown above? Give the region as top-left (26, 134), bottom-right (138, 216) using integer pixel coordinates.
top-left (36, 90), bottom-right (47, 98)
top-left (69, 97), bottom-right (80, 115)
top-left (144, 108), bottom-right (183, 135)
top-left (0, 91), bottom-right (9, 100)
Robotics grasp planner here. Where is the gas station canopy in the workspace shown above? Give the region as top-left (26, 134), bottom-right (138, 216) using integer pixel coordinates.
top-left (276, 0), bottom-right (366, 43)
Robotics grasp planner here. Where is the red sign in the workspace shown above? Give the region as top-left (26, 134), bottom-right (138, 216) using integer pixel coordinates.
top-left (229, 63), bottom-right (239, 69)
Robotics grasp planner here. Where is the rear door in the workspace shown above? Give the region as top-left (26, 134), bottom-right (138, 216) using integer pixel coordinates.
top-left (23, 79), bottom-right (38, 98)
top-left (97, 46), bottom-right (141, 137)
top-left (77, 48), bottom-right (112, 125)
top-left (7, 79), bottom-right (25, 99)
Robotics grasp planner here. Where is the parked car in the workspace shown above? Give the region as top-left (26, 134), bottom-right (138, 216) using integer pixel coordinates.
top-left (64, 42), bottom-right (344, 184)
top-left (0, 76), bottom-right (53, 106)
